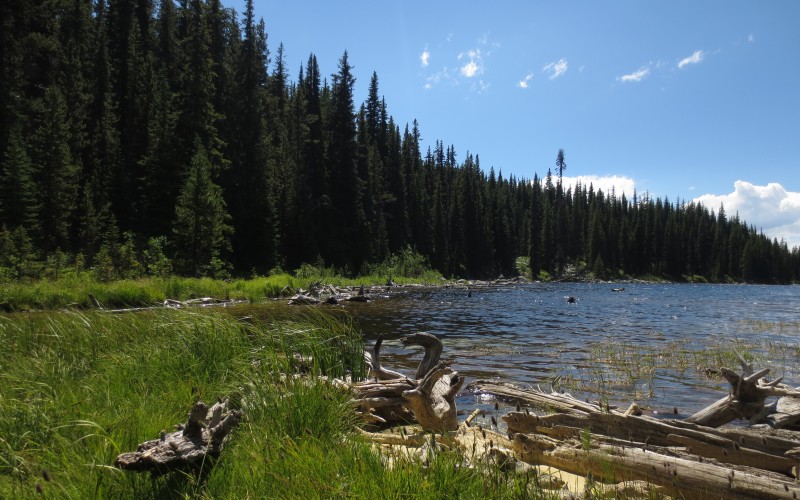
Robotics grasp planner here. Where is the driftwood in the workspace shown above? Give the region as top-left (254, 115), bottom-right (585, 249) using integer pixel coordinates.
top-left (511, 431), bottom-right (800, 499)
top-left (288, 283), bottom-right (385, 305)
top-left (87, 294), bottom-right (244, 313)
top-left (504, 410), bottom-right (800, 477)
top-left (467, 363), bottom-right (800, 499)
top-left (686, 351), bottom-right (800, 427)
top-left (468, 379), bottom-right (617, 415)
top-left (115, 400), bottom-right (241, 475)
top-left (354, 333), bottom-right (463, 431)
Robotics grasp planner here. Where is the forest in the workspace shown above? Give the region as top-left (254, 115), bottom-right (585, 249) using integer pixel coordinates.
top-left (1, 0), bottom-right (798, 283)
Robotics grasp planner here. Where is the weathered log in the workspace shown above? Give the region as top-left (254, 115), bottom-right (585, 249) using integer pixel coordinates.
top-left (401, 332), bottom-right (443, 380)
top-left (288, 293), bottom-right (321, 305)
top-left (402, 361), bottom-right (463, 431)
top-left (511, 431), bottom-right (800, 499)
top-left (363, 335), bottom-right (408, 381)
top-left (115, 400), bottom-right (241, 475)
top-left (88, 293), bottom-right (103, 309)
top-left (766, 395), bottom-right (800, 429)
top-left (468, 380), bottom-right (614, 415)
top-left (504, 410), bottom-right (800, 477)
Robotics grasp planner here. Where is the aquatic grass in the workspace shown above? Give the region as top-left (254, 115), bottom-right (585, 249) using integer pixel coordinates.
top-left (552, 334), bottom-right (800, 406)
top-left (738, 318), bottom-right (800, 334)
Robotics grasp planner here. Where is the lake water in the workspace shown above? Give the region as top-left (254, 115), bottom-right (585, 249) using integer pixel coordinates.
top-left (344, 282), bottom-right (800, 419)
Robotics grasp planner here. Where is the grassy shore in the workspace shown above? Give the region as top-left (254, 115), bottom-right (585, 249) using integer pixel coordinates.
top-left (0, 307), bottom-right (545, 498)
top-left (0, 267), bottom-right (445, 312)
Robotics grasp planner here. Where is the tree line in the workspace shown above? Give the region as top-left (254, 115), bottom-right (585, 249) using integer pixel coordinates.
top-left (1, 0), bottom-right (798, 283)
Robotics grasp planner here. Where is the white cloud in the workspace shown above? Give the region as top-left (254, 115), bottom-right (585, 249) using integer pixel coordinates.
top-left (694, 181), bottom-right (800, 248)
top-left (459, 49), bottom-right (484, 78)
top-left (543, 58), bottom-right (568, 79)
top-left (560, 175), bottom-right (637, 199)
top-left (678, 50), bottom-right (704, 69)
top-left (461, 60), bottom-right (480, 77)
top-left (747, 33), bottom-right (755, 43)
top-left (420, 49), bottom-right (430, 68)
top-left (618, 66), bottom-right (650, 83)
top-left (518, 73), bottom-right (533, 89)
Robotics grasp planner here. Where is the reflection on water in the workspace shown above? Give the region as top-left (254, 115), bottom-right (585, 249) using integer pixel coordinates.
top-left (343, 283), bottom-right (800, 416)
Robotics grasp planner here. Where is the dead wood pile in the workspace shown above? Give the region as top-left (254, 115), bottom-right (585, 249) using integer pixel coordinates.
top-left (358, 333), bottom-right (800, 499)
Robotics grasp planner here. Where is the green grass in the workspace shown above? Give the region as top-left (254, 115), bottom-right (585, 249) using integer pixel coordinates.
top-left (0, 308), bottom-right (546, 499)
top-left (0, 265), bottom-right (445, 312)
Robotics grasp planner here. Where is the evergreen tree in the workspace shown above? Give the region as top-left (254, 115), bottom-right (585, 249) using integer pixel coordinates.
top-left (224, 0), bottom-right (274, 272)
top-left (327, 50), bottom-right (363, 270)
top-left (173, 140), bottom-right (232, 276)
top-left (30, 86), bottom-right (80, 251)
top-left (0, 128), bottom-right (39, 231)
top-left (0, 3), bottom-right (797, 283)
top-left (79, 0), bottom-right (121, 257)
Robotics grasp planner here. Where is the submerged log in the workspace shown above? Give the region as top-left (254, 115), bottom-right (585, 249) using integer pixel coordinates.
top-left (115, 400), bottom-right (241, 475)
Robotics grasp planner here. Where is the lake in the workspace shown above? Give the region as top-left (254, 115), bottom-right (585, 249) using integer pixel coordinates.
top-left (343, 282), bottom-right (800, 419)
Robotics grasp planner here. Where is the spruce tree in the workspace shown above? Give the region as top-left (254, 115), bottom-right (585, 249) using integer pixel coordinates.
top-left (0, 128), bottom-right (39, 231)
top-left (30, 86), bottom-right (80, 252)
top-left (173, 140), bottom-right (232, 277)
top-left (328, 50), bottom-right (363, 270)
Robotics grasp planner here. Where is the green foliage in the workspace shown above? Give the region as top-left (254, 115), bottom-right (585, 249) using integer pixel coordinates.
top-left (363, 246), bottom-right (438, 280)
top-left (0, 226), bottom-right (36, 281)
top-left (91, 244), bottom-right (115, 282)
top-left (142, 236), bottom-right (173, 277)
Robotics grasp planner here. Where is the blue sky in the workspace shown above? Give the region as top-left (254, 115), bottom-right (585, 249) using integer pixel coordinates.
top-left (232, 1), bottom-right (800, 247)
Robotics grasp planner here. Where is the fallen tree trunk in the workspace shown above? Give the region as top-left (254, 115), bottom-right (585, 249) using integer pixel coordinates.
top-left (468, 379), bottom-right (617, 415)
top-left (402, 361), bottom-right (463, 432)
top-left (504, 409), bottom-right (800, 477)
top-left (115, 399), bottom-right (241, 476)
